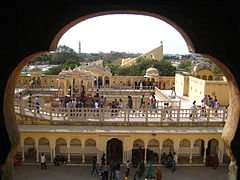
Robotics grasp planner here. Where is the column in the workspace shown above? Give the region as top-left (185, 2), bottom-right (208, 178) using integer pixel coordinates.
top-left (159, 142), bottom-right (162, 164)
top-left (218, 140), bottom-right (224, 164)
top-left (67, 146), bottom-right (71, 163)
top-left (96, 76), bottom-right (99, 88)
top-left (144, 144), bottom-right (148, 164)
top-left (174, 142), bottom-right (179, 164)
top-left (53, 147), bottom-right (56, 162)
top-left (102, 76), bottom-right (105, 87)
top-left (36, 145), bottom-right (39, 162)
top-left (189, 146), bottom-right (193, 164)
top-left (50, 148), bottom-right (53, 162)
top-left (21, 146), bottom-right (25, 162)
top-left (82, 145), bottom-right (85, 163)
top-left (203, 145), bottom-right (207, 163)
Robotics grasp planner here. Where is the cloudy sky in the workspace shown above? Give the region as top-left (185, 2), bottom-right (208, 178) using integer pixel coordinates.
top-left (58, 14), bottom-right (190, 55)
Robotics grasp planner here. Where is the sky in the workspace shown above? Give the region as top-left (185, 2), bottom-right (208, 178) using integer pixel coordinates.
top-left (58, 14), bottom-right (190, 55)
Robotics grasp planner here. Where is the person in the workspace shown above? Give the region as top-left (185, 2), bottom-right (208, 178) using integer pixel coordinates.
top-left (114, 161), bottom-right (121, 180)
top-left (54, 155), bottom-right (60, 166)
top-left (34, 96), bottom-right (40, 113)
top-left (101, 153), bottom-right (106, 166)
top-left (155, 166), bottom-right (162, 180)
top-left (171, 83), bottom-right (176, 97)
top-left (91, 156), bottom-right (99, 176)
top-left (59, 155), bottom-right (66, 167)
top-left (212, 154), bottom-right (219, 169)
top-left (139, 95), bottom-right (144, 110)
top-left (109, 160), bottom-right (115, 180)
top-left (28, 93), bottom-right (33, 111)
top-left (40, 153), bottom-right (47, 170)
top-left (189, 100), bottom-right (197, 118)
top-left (18, 92), bottom-right (23, 113)
top-left (141, 101), bottom-right (147, 116)
top-left (145, 161), bottom-right (154, 179)
top-left (125, 160), bottom-right (130, 177)
top-left (102, 162), bottom-right (109, 180)
top-left (161, 152), bottom-right (167, 165)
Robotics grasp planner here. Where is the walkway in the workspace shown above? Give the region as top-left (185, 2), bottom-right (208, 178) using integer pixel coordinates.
top-left (13, 164), bottom-right (228, 180)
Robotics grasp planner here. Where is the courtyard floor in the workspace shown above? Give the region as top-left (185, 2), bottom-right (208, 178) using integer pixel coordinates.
top-left (13, 163), bottom-right (228, 180)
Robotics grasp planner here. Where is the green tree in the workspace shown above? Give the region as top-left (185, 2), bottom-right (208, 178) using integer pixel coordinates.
top-left (177, 60), bottom-right (193, 73)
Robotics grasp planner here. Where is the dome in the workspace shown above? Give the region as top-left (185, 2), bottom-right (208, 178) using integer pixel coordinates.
top-left (28, 65), bottom-right (43, 75)
top-left (29, 66), bottom-right (42, 72)
top-left (193, 62), bottom-right (212, 73)
top-left (144, 67), bottom-right (159, 77)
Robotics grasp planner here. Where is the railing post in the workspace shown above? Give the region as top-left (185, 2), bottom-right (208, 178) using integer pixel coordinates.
top-left (124, 109), bottom-right (127, 122)
top-left (177, 109), bottom-right (180, 121)
top-left (145, 109), bottom-right (148, 122)
top-left (50, 108), bottom-right (52, 121)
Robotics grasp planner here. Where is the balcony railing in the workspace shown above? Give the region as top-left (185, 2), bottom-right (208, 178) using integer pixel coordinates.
top-left (15, 101), bottom-right (227, 123)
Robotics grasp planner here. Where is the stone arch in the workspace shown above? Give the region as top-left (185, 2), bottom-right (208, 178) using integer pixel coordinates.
top-left (55, 138), bottom-right (67, 155)
top-left (1, 6), bottom-right (239, 180)
top-left (23, 137), bottom-right (36, 162)
top-left (132, 138), bottom-right (145, 166)
top-left (162, 139), bottom-right (174, 153)
top-left (192, 138), bottom-right (205, 164)
top-left (38, 137), bottom-right (50, 159)
top-left (85, 138), bottom-right (97, 163)
top-left (70, 138), bottom-right (82, 163)
top-left (206, 138), bottom-right (219, 156)
top-left (178, 138), bottom-right (191, 164)
top-left (147, 139), bottom-right (159, 163)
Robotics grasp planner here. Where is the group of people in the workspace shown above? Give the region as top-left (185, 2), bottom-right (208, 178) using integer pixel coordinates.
top-left (17, 92), bottom-right (41, 113)
top-left (190, 95), bottom-right (221, 118)
top-left (160, 152), bottom-right (177, 172)
top-left (54, 155), bottom-right (66, 167)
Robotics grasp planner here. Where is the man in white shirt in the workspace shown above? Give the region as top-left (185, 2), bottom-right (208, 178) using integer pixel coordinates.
top-left (40, 153), bottom-right (47, 170)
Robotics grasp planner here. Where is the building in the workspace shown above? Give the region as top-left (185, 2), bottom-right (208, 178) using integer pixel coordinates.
top-left (121, 42), bottom-right (163, 67)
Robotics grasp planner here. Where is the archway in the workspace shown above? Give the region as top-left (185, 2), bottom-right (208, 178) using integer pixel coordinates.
top-left (55, 138), bottom-right (67, 161)
top-left (132, 139), bottom-right (145, 167)
top-left (85, 138), bottom-right (97, 163)
top-left (70, 138), bottom-right (82, 164)
top-left (206, 138), bottom-right (219, 157)
top-left (192, 139), bottom-right (204, 164)
top-left (38, 138), bottom-right (50, 161)
top-left (23, 137), bottom-right (36, 162)
top-left (178, 139), bottom-right (191, 164)
top-left (107, 138), bottom-right (123, 163)
top-left (147, 139), bottom-right (159, 164)
top-left (1, 5), bottom-right (240, 180)
top-left (162, 139), bottom-right (174, 154)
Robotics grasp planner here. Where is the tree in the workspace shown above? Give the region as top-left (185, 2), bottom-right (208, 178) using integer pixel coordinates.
top-left (177, 60), bottom-right (193, 73)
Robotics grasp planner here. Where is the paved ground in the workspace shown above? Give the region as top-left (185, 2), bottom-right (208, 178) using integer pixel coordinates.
top-left (13, 164), bottom-right (228, 180)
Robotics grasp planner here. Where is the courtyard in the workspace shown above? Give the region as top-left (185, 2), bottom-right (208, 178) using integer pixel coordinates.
top-left (13, 164), bottom-right (228, 180)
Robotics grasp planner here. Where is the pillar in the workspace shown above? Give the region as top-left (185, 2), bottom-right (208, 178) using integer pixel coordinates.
top-left (102, 76), bottom-right (105, 87)
top-left (189, 146), bottom-right (193, 164)
top-left (67, 146), bottom-right (71, 163)
top-left (144, 144), bottom-right (148, 164)
top-left (36, 145), bottom-right (39, 162)
top-left (82, 145), bottom-right (85, 163)
top-left (21, 146), bottom-right (25, 162)
top-left (203, 144), bottom-right (207, 164)
top-left (20, 139), bottom-right (25, 162)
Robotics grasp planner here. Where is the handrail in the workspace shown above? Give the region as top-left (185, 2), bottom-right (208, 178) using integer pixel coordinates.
top-left (15, 100), bottom-right (226, 123)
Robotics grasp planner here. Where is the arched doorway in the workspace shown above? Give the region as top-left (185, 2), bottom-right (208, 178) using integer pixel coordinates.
top-left (147, 139), bottom-right (159, 164)
top-left (132, 139), bottom-right (145, 167)
top-left (24, 137), bottom-right (36, 162)
top-left (70, 138), bottom-right (82, 164)
top-left (107, 138), bottom-right (123, 163)
top-left (178, 139), bottom-right (191, 164)
top-left (192, 139), bottom-right (204, 164)
top-left (1, 4), bottom-right (239, 179)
